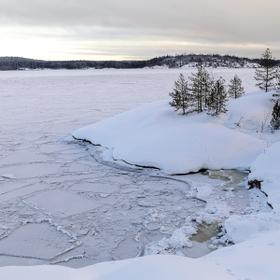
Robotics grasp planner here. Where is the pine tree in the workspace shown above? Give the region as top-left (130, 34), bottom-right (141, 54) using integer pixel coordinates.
top-left (228, 75), bottom-right (245, 99)
top-left (190, 66), bottom-right (213, 113)
top-left (271, 100), bottom-right (280, 130)
top-left (255, 48), bottom-right (277, 92)
top-left (275, 68), bottom-right (280, 92)
top-left (169, 73), bottom-right (192, 115)
top-left (208, 77), bottom-right (228, 116)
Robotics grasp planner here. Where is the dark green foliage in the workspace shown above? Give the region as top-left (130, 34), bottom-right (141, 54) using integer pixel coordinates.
top-left (275, 68), bottom-right (280, 92)
top-left (271, 100), bottom-right (280, 130)
top-left (189, 66), bottom-right (214, 113)
top-left (1, 54), bottom-right (279, 70)
top-left (255, 48), bottom-right (277, 92)
top-left (208, 77), bottom-right (228, 116)
top-left (170, 68), bottom-right (228, 116)
top-left (169, 74), bottom-right (192, 115)
top-left (228, 75), bottom-right (245, 99)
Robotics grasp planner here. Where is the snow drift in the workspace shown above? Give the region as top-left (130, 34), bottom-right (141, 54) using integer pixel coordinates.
top-left (73, 96), bottom-right (267, 174)
top-left (249, 141), bottom-right (280, 212)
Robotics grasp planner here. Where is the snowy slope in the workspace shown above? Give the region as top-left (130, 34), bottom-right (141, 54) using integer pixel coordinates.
top-left (206, 230), bottom-right (280, 280)
top-left (82, 255), bottom-right (235, 280)
top-left (2, 230), bottom-right (280, 280)
top-left (224, 212), bottom-right (280, 243)
top-left (225, 91), bottom-right (273, 132)
top-left (73, 92), bottom-right (269, 174)
top-left (0, 256), bottom-right (235, 280)
top-left (249, 141), bottom-right (280, 212)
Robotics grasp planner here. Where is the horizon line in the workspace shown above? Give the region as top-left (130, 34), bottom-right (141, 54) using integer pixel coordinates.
top-left (0, 52), bottom-right (275, 63)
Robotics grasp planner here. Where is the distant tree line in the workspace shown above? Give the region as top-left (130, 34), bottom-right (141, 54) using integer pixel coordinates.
top-left (0, 54), bottom-right (279, 71)
top-left (0, 57), bottom-right (147, 71)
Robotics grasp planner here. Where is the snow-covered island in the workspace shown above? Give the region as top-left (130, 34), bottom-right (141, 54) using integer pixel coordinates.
top-left (73, 92), bottom-right (269, 174)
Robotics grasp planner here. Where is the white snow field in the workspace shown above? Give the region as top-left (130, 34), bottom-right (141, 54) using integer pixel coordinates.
top-left (1, 68), bottom-right (280, 279)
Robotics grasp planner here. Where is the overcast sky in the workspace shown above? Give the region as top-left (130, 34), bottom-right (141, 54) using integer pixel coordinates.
top-left (0, 0), bottom-right (279, 60)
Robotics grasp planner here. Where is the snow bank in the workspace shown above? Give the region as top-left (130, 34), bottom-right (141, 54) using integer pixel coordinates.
top-left (249, 141), bottom-right (280, 212)
top-left (83, 255), bottom-right (235, 280)
top-left (2, 231), bottom-right (280, 280)
top-left (224, 212), bottom-right (280, 243)
top-left (73, 99), bottom-right (265, 174)
top-left (225, 91), bottom-right (273, 132)
top-left (206, 230), bottom-right (280, 280)
top-left (218, 139), bottom-right (280, 278)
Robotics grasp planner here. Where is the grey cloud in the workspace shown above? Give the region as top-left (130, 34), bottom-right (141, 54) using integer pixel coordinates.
top-left (0, 0), bottom-right (279, 58)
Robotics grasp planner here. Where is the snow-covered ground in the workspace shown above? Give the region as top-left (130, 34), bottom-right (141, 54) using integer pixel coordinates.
top-left (73, 99), bottom-right (266, 174)
top-left (249, 141), bottom-right (280, 211)
top-left (1, 68), bottom-right (279, 278)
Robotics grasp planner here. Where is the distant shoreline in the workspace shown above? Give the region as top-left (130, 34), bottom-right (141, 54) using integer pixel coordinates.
top-left (0, 54), bottom-right (277, 71)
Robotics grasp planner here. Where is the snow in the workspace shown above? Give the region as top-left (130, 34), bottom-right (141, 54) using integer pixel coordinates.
top-left (206, 230), bottom-right (280, 280)
top-left (73, 96), bottom-right (266, 174)
top-left (2, 231), bottom-right (280, 280)
top-left (70, 68), bottom-right (280, 280)
top-left (0, 265), bottom-right (81, 280)
top-left (1, 68), bottom-right (280, 278)
top-left (85, 255), bottom-right (236, 280)
top-left (225, 91), bottom-right (273, 132)
top-left (249, 141), bottom-right (280, 211)
top-left (224, 212), bottom-right (280, 243)
top-left (144, 223), bottom-right (196, 255)
top-left (0, 255), bottom-right (236, 280)
top-left (2, 67), bottom-right (263, 268)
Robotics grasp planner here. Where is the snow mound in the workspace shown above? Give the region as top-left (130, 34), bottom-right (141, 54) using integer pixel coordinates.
top-left (224, 212), bottom-right (280, 243)
top-left (206, 229), bottom-right (280, 280)
top-left (84, 255), bottom-right (235, 280)
top-left (73, 99), bottom-right (265, 174)
top-left (0, 255), bottom-right (236, 280)
top-left (225, 91), bottom-right (273, 132)
top-left (249, 141), bottom-right (280, 212)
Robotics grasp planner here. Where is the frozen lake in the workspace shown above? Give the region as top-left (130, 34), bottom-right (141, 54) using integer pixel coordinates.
top-left (0, 68), bottom-right (265, 267)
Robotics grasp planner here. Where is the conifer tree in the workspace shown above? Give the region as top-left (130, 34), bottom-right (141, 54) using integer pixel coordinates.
top-left (169, 73), bottom-right (192, 115)
top-left (228, 75), bottom-right (245, 99)
top-left (190, 66), bottom-right (213, 113)
top-left (255, 48), bottom-right (277, 92)
top-left (208, 77), bottom-right (228, 116)
top-left (275, 68), bottom-right (280, 92)
top-left (271, 100), bottom-right (280, 130)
